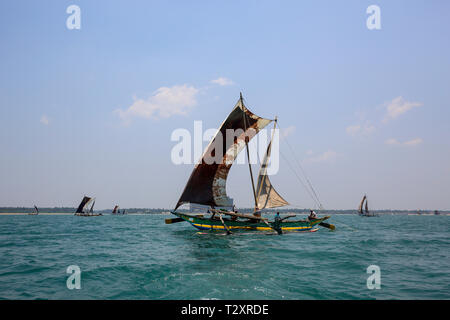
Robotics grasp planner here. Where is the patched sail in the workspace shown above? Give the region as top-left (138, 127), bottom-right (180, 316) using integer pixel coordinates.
top-left (255, 130), bottom-right (289, 210)
top-left (175, 95), bottom-right (272, 210)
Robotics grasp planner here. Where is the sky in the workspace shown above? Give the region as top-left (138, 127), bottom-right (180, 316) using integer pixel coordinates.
top-left (0, 0), bottom-right (449, 210)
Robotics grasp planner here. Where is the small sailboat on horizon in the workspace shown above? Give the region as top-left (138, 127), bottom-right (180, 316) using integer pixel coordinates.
top-left (28, 205), bottom-right (39, 215)
top-left (358, 194), bottom-right (377, 217)
top-left (112, 205), bottom-right (126, 215)
top-left (166, 93), bottom-right (333, 234)
top-left (74, 196), bottom-right (102, 217)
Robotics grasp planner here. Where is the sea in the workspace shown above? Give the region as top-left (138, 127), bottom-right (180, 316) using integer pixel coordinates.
top-left (0, 214), bottom-right (449, 300)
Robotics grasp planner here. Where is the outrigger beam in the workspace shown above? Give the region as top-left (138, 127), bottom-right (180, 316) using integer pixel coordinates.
top-left (218, 214), bottom-right (232, 235)
top-left (211, 209), bottom-right (266, 221)
top-left (262, 219), bottom-right (280, 234)
top-left (166, 212), bottom-right (205, 224)
top-left (165, 217), bottom-right (185, 224)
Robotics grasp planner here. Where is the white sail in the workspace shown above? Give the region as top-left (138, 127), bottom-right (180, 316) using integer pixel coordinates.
top-left (255, 123), bottom-right (289, 210)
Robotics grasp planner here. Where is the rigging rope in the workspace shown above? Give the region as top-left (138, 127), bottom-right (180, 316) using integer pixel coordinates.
top-left (279, 149), bottom-right (322, 210)
top-left (282, 134), bottom-right (323, 209)
top-left (277, 122), bottom-right (324, 210)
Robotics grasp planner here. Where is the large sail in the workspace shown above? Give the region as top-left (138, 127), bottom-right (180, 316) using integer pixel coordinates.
top-left (175, 95), bottom-right (272, 210)
top-left (358, 195), bottom-right (366, 214)
top-left (112, 205), bottom-right (119, 214)
top-left (34, 205), bottom-right (39, 214)
top-left (255, 129), bottom-right (289, 210)
top-left (76, 196), bottom-right (92, 213)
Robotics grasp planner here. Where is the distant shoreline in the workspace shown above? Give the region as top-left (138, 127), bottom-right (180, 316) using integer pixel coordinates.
top-left (0, 212), bottom-right (448, 216)
top-left (1, 207), bottom-right (449, 215)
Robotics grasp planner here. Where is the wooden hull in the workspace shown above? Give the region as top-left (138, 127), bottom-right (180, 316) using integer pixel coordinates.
top-left (171, 212), bottom-right (330, 232)
top-left (74, 213), bottom-right (103, 217)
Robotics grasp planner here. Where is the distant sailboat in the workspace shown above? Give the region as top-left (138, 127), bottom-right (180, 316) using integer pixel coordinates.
top-left (112, 205), bottom-right (126, 215)
top-left (166, 93), bottom-right (333, 233)
top-left (74, 196), bottom-right (102, 216)
top-left (28, 205), bottom-right (39, 215)
top-left (358, 195), bottom-right (377, 217)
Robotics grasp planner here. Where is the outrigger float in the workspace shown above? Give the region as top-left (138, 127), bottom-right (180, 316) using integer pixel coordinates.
top-left (167, 93), bottom-right (334, 234)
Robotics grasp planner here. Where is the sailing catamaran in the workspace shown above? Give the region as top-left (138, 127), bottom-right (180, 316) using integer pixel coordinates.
top-left (358, 194), bottom-right (377, 217)
top-left (74, 196), bottom-right (102, 216)
top-left (28, 205), bottom-right (39, 215)
top-left (166, 93), bottom-right (332, 233)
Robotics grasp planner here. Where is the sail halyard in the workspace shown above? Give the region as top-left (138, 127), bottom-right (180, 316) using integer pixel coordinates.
top-left (174, 94), bottom-right (273, 210)
top-left (255, 119), bottom-right (289, 210)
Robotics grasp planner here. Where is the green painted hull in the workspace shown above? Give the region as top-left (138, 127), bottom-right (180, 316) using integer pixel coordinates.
top-left (171, 211), bottom-right (330, 232)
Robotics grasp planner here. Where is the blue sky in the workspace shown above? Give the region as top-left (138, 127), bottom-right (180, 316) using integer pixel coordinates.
top-left (0, 1), bottom-right (449, 210)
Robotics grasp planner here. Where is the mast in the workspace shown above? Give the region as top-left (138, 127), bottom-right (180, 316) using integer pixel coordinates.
top-left (241, 93), bottom-right (258, 212)
top-left (254, 117), bottom-right (289, 210)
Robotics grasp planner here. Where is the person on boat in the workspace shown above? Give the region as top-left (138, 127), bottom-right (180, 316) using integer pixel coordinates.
top-left (308, 210), bottom-right (317, 220)
top-left (273, 212), bottom-right (282, 235)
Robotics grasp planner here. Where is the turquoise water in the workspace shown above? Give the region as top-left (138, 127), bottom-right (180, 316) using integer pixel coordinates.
top-left (0, 214), bottom-right (449, 300)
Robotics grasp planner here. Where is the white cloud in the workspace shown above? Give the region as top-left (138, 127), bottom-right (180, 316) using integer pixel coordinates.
top-left (385, 138), bottom-right (400, 145)
top-left (383, 96), bottom-right (422, 123)
top-left (346, 123), bottom-right (375, 136)
top-left (305, 150), bottom-right (338, 163)
top-left (116, 85), bottom-right (199, 123)
top-left (210, 77), bottom-right (234, 86)
top-left (385, 138), bottom-right (423, 146)
top-left (280, 125), bottom-right (295, 138)
top-left (346, 124), bottom-right (361, 135)
top-left (404, 138), bottom-right (423, 146)
top-left (40, 115), bottom-right (50, 125)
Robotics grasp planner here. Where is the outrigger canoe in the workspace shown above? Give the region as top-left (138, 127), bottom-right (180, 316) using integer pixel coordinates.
top-left (169, 211), bottom-right (331, 233)
top-left (167, 93), bottom-right (334, 234)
